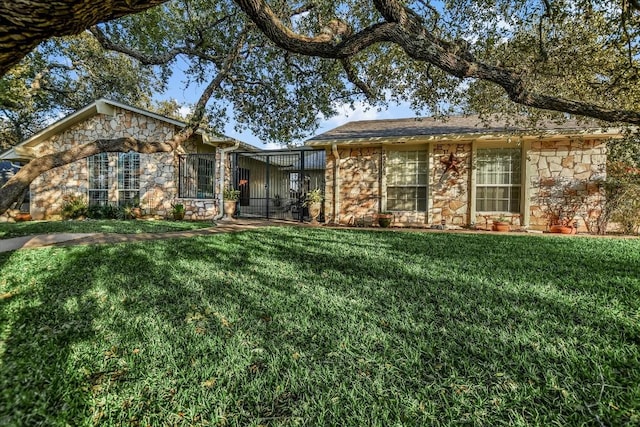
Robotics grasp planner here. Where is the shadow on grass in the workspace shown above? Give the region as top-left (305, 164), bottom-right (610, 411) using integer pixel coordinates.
top-left (1, 227), bottom-right (639, 425)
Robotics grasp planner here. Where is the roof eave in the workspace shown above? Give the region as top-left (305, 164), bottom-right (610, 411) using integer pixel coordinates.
top-left (13, 98), bottom-right (215, 152)
top-left (305, 128), bottom-right (625, 147)
top-left (0, 147), bottom-right (33, 162)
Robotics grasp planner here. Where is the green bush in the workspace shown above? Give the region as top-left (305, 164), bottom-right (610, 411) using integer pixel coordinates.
top-left (604, 162), bottom-right (640, 235)
top-left (60, 194), bottom-right (88, 219)
top-left (87, 204), bottom-right (120, 220)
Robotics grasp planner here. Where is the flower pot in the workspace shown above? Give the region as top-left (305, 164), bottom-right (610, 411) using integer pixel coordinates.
top-left (223, 200), bottom-right (237, 220)
top-left (492, 221), bottom-right (510, 232)
top-left (550, 225), bottom-right (575, 234)
top-left (131, 207), bottom-right (142, 219)
top-left (14, 212), bottom-right (32, 222)
top-left (378, 213), bottom-right (393, 228)
top-left (173, 211), bottom-right (185, 221)
top-left (308, 201), bottom-right (321, 225)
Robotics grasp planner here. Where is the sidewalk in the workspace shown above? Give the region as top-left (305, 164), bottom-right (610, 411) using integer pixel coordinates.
top-left (0, 219), bottom-right (284, 253)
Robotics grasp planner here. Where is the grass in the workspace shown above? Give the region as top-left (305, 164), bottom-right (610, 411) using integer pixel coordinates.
top-left (0, 227), bottom-right (639, 426)
top-left (0, 219), bottom-right (213, 239)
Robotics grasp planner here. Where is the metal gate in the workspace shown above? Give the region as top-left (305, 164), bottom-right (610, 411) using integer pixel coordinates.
top-left (232, 149), bottom-right (325, 221)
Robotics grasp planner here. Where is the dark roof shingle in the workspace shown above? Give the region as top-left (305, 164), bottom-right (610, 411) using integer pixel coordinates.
top-left (306, 116), bottom-right (598, 143)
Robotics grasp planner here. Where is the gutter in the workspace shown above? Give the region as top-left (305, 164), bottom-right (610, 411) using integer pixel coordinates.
top-left (214, 140), bottom-right (240, 221)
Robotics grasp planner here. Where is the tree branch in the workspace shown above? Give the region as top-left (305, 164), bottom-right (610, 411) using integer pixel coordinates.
top-left (234, 0), bottom-right (640, 125)
top-left (0, 136), bottom-right (179, 214)
top-left (0, 27), bottom-right (248, 216)
top-left (0, 0), bottom-right (168, 77)
top-left (340, 58), bottom-right (376, 100)
top-left (89, 25), bottom-right (225, 65)
top-left (291, 3), bottom-right (316, 17)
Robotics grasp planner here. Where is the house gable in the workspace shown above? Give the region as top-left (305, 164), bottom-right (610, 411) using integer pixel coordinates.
top-left (9, 99), bottom-right (247, 220)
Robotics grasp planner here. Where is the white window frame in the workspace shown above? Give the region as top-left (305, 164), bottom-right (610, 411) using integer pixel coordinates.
top-left (475, 147), bottom-right (521, 213)
top-left (88, 153), bottom-right (109, 206)
top-left (386, 149), bottom-right (428, 212)
top-left (117, 152), bottom-right (140, 206)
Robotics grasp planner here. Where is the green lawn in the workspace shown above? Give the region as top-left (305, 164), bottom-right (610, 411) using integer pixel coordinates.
top-left (0, 219), bottom-right (213, 239)
top-left (1, 227), bottom-right (638, 426)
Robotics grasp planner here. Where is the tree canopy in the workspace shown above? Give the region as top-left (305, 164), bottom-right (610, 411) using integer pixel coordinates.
top-left (3, 1), bottom-right (640, 127)
top-left (234, 0), bottom-right (640, 124)
top-left (0, 0), bottom-right (168, 77)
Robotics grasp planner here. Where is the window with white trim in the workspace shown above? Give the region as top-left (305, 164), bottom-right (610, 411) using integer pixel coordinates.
top-left (88, 153), bottom-right (109, 206)
top-left (386, 150), bottom-right (428, 211)
top-left (117, 152), bottom-right (140, 206)
top-left (475, 148), bottom-right (521, 212)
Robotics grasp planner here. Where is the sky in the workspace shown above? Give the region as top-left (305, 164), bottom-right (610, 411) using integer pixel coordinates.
top-left (164, 62), bottom-right (416, 150)
top-left (226, 101), bottom-right (416, 150)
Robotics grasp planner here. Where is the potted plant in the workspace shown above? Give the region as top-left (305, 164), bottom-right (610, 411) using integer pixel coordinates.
top-left (538, 178), bottom-right (586, 234)
top-left (171, 203), bottom-right (186, 220)
top-left (130, 196), bottom-right (142, 218)
top-left (303, 188), bottom-right (324, 225)
top-left (223, 187), bottom-right (240, 220)
top-left (14, 212), bottom-right (32, 222)
top-left (121, 199), bottom-right (142, 220)
top-left (377, 212), bottom-right (393, 228)
top-left (492, 216), bottom-right (510, 232)
top-left (546, 199), bottom-right (581, 234)
top-left (549, 216), bottom-right (577, 234)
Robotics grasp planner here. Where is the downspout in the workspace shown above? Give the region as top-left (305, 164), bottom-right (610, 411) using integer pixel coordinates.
top-left (214, 141), bottom-right (240, 220)
top-left (332, 144), bottom-right (341, 224)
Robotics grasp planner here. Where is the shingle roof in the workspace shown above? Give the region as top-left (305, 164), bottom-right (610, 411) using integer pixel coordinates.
top-left (306, 116), bottom-right (606, 144)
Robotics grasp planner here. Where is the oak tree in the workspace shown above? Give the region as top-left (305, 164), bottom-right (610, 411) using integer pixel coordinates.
top-left (3, 0), bottom-right (640, 215)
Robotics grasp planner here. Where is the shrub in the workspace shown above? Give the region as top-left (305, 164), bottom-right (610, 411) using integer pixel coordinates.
top-left (598, 161), bottom-right (640, 235)
top-left (223, 188), bottom-right (240, 201)
top-left (87, 204), bottom-right (119, 220)
top-left (61, 194), bottom-right (88, 219)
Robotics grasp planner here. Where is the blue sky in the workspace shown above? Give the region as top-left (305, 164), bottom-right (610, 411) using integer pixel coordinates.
top-left (227, 101), bottom-right (416, 150)
top-left (163, 63), bottom-right (416, 150)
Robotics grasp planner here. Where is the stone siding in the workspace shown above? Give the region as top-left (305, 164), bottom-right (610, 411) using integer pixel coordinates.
top-left (325, 147), bottom-right (381, 225)
top-left (326, 138), bottom-right (606, 230)
top-left (430, 143), bottom-right (471, 226)
top-left (527, 139), bottom-right (606, 231)
top-left (29, 108), bottom-right (219, 220)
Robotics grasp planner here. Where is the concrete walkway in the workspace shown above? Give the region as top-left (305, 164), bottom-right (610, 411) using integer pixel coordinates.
top-left (0, 219), bottom-right (286, 253)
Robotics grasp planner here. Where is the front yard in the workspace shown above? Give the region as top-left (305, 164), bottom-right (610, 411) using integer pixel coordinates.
top-left (1, 227), bottom-right (638, 425)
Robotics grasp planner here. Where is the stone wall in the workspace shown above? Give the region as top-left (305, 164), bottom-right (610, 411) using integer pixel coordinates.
top-left (430, 143), bottom-right (471, 226)
top-left (174, 146), bottom-right (221, 221)
top-left (325, 147), bottom-right (381, 225)
top-left (326, 138), bottom-right (606, 230)
top-left (28, 108), bottom-right (219, 220)
top-left (527, 139), bottom-right (606, 231)
top-left (326, 144), bottom-right (470, 227)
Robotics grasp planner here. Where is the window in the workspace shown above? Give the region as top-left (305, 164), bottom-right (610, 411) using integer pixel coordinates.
top-left (386, 150), bottom-right (428, 211)
top-left (118, 152), bottom-right (140, 206)
top-left (88, 153), bottom-right (109, 206)
top-left (178, 154), bottom-right (216, 198)
top-left (475, 148), bottom-right (521, 212)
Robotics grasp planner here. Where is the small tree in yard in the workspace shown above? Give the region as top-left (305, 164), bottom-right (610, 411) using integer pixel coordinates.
top-left (601, 162), bottom-right (640, 235)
